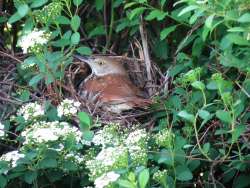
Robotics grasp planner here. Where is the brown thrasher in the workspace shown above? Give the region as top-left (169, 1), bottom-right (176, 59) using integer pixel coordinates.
top-left (74, 55), bottom-right (151, 113)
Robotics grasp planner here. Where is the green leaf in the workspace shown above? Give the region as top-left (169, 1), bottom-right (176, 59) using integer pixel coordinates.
top-left (232, 124), bottom-right (246, 143)
top-left (198, 110), bottom-right (210, 120)
top-left (71, 32), bottom-right (80, 45)
top-left (238, 13), bottom-right (250, 23)
top-left (0, 16), bottom-right (7, 23)
top-left (191, 81), bottom-right (205, 90)
top-left (39, 158), bottom-right (57, 169)
top-left (0, 175), bottom-right (7, 188)
top-left (95, 0), bottom-right (104, 11)
top-left (31, 0), bottom-right (48, 8)
top-left (8, 12), bottom-right (22, 24)
top-left (71, 15), bottom-right (81, 32)
top-left (23, 171), bottom-right (38, 184)
top-left (78, 111), bottom-right (92, 130)
top-left (176, 165), bottom-right (193, 181)
top-left (178, 111), bottom-right (195, 123)
top-left (76, 46), bottom-right (92, 55)
top-left (128, 7), bottom-right (145, 20)
top-left (226, 33), bottom-right (250, 46)
top-left (203, 143), bottom-right (210, 154)
top-left (118, 180), bottom-right (135, 188)
top-left (73, 0), bottom-right (83, 6)
top-left (160, 25), bottom-right (177, 40)
top-left (57, 16), bottom-right (70, 24)
top-left (233, 174), bottom-right (250, 188)
top-left (82, 131), bottom-right (94, 141)
top-left (216, 110), bottom-right (232, 124)
top-left (88, 25), bottom-right (106, 38)
top-left (29, 74), bottom-right (43, 87)
top-left (178, 5), bottom-right (197, 17)
top-left (138, 168), bottom-right (149, 188)
top-left (17, 4), bottom-right (29, 17)
top-left (227, 27), bottom-right (246, 32)
top-left (205, 14), bottom-right (215, 29)
top-left (145, 9), bottom-right (167, 21)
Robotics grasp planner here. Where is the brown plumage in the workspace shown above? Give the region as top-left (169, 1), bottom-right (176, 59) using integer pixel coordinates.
top-left (74, 55), bottom-right (151, 113)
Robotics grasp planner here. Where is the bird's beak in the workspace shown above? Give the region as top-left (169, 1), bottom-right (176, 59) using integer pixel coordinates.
top-left (74, 54), bottom-right (95, 65)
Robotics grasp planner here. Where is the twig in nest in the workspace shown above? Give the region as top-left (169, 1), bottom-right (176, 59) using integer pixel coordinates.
top-left (139, 16), bottom-right (153, 96)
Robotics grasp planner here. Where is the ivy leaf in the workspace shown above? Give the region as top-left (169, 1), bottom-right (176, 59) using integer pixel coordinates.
top-left (138, 168), bottom-right (149, 188)
top-left (216, 110), bottom-right (232, 123)
top-left (76, 46), bottom-right (92, 55)
top-left (160, 25), bottom-right (177, 40)
top-left (71, 15), bottom-right (81, 32)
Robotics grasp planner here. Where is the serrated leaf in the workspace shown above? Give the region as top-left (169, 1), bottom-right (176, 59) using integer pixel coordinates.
top-left (71, 32), bottom-right (80, 45)
top-left (76, 46), bottom-right (92, 55)
top-left (138, 169), bottom-right (149, 188)
top-left (31, 0), bottom-right (48, 8)
top-left (238, 13), bottom-right (250, 23)
top-left (216, 110), bottom-right (232, 123)
top-left (71, 15), bottom-right (81, 32)
top-left (160, 25), bottom-right (176, 40)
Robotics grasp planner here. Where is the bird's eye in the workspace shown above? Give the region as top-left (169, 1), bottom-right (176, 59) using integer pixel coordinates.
top-left (98, 61), bottom-right (104, 65)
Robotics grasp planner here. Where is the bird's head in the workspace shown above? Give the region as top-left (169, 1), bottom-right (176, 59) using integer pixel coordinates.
top-left (74, 55), bottom-right (127, 77)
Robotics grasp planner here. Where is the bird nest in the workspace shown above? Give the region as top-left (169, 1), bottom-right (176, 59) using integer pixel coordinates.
top-left (67, 55), bottom-right (166, 125)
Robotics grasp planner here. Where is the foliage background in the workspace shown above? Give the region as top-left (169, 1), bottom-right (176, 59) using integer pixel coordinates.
top-left (0, 0), bottom-right (250, 188)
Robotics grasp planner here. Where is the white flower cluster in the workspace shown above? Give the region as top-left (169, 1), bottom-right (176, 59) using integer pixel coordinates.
top-left (153, 169), bottom-right (168, 182)
top-left (57, 99), bottom-right (81, 118)
top-left (86, 146), bottom-right (128, 179)
top-left (0, 122), bottom-right (5, 137)
top-left (125, 129), bottom-right (148, 165)
top-left (0, 150), bottom-right (25, 168)
top-left (94, 171), bottom-right (120, 188)
top-left (18, 29), bottom-right (50, 53)
top-left (155, 129), bottom-right (175, 148)
top-left (92, 124), bottom-right (121, 148)
top-left (65, 152), bottom-right (84, 165)
top-left (21, 121), bottom-right (83, 145)
top-left (17, 102), bottom-right (44, 121)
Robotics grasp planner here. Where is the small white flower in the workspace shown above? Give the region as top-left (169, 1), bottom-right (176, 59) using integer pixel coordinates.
top-left (0, 150), bottom-right (25, 168)
top-left (17, 102), bottom-right (44, 121)
top-left (18, 29), bottom-right (50, 53)
top-left (94, 171), bottom-right (120, 188)
top-left (57, 99), bottom-right (81, 118)
top-left (0, 122), bottom-right (5, 137)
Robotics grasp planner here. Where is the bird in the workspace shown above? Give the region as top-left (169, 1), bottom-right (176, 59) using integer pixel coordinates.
top-left (74, 55), bottom-right (152, 113)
